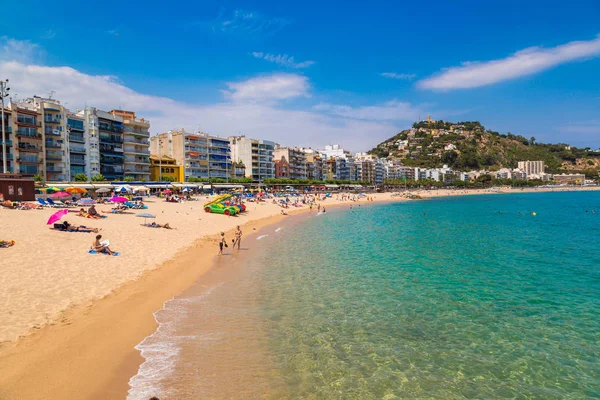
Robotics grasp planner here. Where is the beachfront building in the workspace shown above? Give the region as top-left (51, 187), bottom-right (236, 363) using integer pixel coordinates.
top-left (110, 110), bottom-right (151, 181)
top-left (302, 148), bottom-right (323, 181)
top-left (76, 108), bottom-right (101, 179)
top-left (552, 173), bottom-right (585, 185)
top-left (9, 101), bottom-right (44, 177)
top-left (273, 146), bottom-right (307, 179)
top-left (274, 156), bottom-right (290, 178)
top-left (27, 97), bottom-right (69, 182)
top-left (151, 130), bottom-right (232, 181)
top-left (518, 160), bottom-right (545, 176)
top-left (66, 113), bottom-right (87, 179)
top-left (229, 136), bottom-right (276, 182)
top-left (0, 105), bottom-right (13, 173)
top-left (149, 154), bottom-right (184, 182)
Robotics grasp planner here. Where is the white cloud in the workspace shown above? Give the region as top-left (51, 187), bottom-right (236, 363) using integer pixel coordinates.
top-left (418, 34), bottom-right (600, 90)
top-left (315, 100), bottom-right (422, 121)
top-left (559, 121), bottom-right (600, 135)
top-left (215, 9), bottom-right (289, 37)
top-left (0, 57), bottom-right (401, 151)
top-left (380, 72), bottom-right (416, 81)
top-left (222, 73), bottom-right (310, 102)
top-left (0, 36), bottom-right (45, 64)
top-left (251, 52), bottom-right (315, 68)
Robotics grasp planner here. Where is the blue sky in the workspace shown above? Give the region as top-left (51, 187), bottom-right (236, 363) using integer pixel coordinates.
top-left (1, 0), bottom-right (599, 150)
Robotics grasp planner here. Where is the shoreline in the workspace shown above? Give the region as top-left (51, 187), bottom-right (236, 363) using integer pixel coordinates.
top-left (0, 186), bottom-right (598, 399)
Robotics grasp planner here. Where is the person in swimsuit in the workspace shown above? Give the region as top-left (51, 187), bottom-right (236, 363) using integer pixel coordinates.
top-left (233, 225), bottom-right (242, 250)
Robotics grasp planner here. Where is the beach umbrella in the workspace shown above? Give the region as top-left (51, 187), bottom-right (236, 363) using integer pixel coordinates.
top-left (136, 212), bottom-right (156, 224)
top-left (51, 191), bottom-right (71, 198)
top-left (65, 187), bottom-right (87, 194)
top-left (46, 186), bottom-right (61, 192)
top-left (163, 189), bottom-right (172, 194)
top-left (95, 187), bottom-right (112, 193)
top-left (116, 186), bottom-right (130, 192)
top-left (109, 196), bottom-right (129, 203)
top-left (133, 186), bottom-right (149, 192)
top-left (46, 209), bottom-right (69, 225)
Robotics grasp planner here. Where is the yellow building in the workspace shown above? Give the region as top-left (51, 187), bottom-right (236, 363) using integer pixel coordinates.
top-left (149, 154), bottom-right (184, 182)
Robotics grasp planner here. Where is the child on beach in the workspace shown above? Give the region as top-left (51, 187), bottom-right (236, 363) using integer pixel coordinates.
top-left (218, 232), bottom-right (228, 255)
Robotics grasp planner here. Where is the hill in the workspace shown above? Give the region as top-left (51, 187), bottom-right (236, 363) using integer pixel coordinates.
top-left (368, 120), bottom-right (600, 175)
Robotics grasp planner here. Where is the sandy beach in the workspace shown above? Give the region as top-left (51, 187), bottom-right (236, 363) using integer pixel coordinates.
top-left (0, 186), bottom-right (598, 399)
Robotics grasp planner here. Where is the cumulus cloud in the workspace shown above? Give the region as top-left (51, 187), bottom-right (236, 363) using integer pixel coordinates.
top-left (380, 72), bottom-right (416, 80)
top-left (0, 57), bottom-right (401, 150)
top-left (222, 73), bottom-right (310, 102)
top-left (251, 52), bottom-right (315, 68)
top-left (418, 34), bottom-right (600, 90)
top-left (315, 100), bottom-right (422, 121)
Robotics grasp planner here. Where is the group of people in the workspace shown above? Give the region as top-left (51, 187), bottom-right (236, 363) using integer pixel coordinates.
top-left (218, 225), bottom-right (243, 255)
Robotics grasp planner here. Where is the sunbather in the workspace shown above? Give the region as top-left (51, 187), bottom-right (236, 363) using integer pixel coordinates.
top-left (148, 222), bottom-right (173, 229)
top-left (59, 220), bottom-right (100, 233)
top-left (91, 234), bottom-right (116, 255)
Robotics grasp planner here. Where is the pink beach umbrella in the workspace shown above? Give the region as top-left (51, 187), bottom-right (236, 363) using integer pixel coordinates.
top-left (109, 196), bottom-right (129, 203)
top-left (46, 209), bottom-right (69, 225)
top-left (51, 191), bottom-right (71, 198)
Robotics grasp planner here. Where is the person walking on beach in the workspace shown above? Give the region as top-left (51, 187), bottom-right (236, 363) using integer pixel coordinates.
top-left (218, 232), bottom-right (227, 255)
top-left (233, 225), bottom-right (242, 250)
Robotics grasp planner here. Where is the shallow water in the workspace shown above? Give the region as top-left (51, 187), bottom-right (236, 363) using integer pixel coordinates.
top-left (129, 192), bottom-right (600, 399)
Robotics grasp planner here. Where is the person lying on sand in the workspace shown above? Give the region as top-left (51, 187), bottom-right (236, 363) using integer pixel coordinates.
top-left (148, 222), bottom-right (173, 229)
top-left (91, 234), bottom-right (116, 255)
top-left (59, 220), bottom-right (100, 233)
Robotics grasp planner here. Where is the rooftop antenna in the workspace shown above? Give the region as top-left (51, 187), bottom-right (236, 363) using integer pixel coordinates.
top-left (49, 90), bottom-right (55, 100)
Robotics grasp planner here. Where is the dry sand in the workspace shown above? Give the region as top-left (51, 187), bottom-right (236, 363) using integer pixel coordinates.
top-left (0, 186), bottom-right (598, 399)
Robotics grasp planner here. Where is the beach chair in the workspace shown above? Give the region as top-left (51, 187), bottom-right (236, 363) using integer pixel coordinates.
top-left (38, 198), bottom-right (53, 207)
top-left (46, 198), bottom-right (61, 207)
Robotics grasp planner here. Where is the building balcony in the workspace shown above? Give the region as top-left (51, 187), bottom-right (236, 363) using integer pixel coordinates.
top-left (16, 129), bottom-right (42, 139)
top-left (46, 154), bottom-right (64, 161)
top-left (19, 167), bottom-right (39, 175)
top-left (0, 126), bottom-right (12, 133)
top-left (0, 153), bottom-right (14, 160)
top-left (44, 129), bottom-right (62, 137)
top-left (18, 157), bottom-right (39, 164)
top-left (45, 141), bottom-right (62, 149)
top-left (18, 144), bottom-right (41, 152)
top-left (123, 149), bottom-right (150, 156)
top-left (69, 134), bottom-right (85, 143)
top-left (70, 158), bottom-right (86, 165)
top-left (16, 120), bottom-right (41, 127)
top-left (44, 118), bottom-right (61, 124)
top-left (0, 139), bottom-right (12, 146)
top-left (99, 136), bottom-right (124, 144)
top-left (70, 146), bottom-right (86, 154)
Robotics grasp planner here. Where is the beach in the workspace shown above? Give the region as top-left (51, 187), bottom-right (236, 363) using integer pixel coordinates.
top-left (0, 186), bottom-right (599, 399)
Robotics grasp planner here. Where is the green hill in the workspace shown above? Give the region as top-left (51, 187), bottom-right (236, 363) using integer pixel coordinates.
top-left (368, 120), bottom-right (600, 176)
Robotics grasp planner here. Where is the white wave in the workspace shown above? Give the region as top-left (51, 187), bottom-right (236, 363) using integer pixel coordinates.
top-left (275, 227), bottom-right (282, 232)
top-left (127, 286), bottom-right (219, 399)
top-left (256, 235), bottom-right (269, 240)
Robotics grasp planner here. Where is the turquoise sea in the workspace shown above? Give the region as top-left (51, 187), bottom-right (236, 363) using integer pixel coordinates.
top-left (128, 192), bottom-right (600, 399)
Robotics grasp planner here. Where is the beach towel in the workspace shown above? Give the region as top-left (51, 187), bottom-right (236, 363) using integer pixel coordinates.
top-left (0, 240), bottom-right (15, 248)
top-left (88, 249), bottom-right (119, 256)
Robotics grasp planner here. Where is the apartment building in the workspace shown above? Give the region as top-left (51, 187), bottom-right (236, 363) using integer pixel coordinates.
top-left (273, 146), bottom-right (307, 179)
top-left (302, 148), bottom-right (323, 181)
top-left (0, 105), bottom-right (13, 173)
top-left (517, 160), bottom-right (545, 176)
top-left (66, 113), bottom-right (87, 179)
top-left (229, 136), bottom-right (276, 182)
top-left (9, 102), bottom-right (44, 177)
top-left (76, 108), bottom-right (101, 179)
top-left (110, 110), bottom-right (151, 181)
top-left (30, 97), bottom-right (69, 182)
top-left (151, 130), bottom-right (232, 181)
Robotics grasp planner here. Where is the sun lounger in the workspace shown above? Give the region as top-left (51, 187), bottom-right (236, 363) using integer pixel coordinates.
top-left (38, 198), bottom-right (52, 207)
top-left (46, 198), bottom-right (62, 207)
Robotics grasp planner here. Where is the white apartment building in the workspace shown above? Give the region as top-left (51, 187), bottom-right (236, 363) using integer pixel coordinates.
top-left (229, 136), bottom-right (276, 182)
top-left (518, 160), bottom-right (545, 176)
